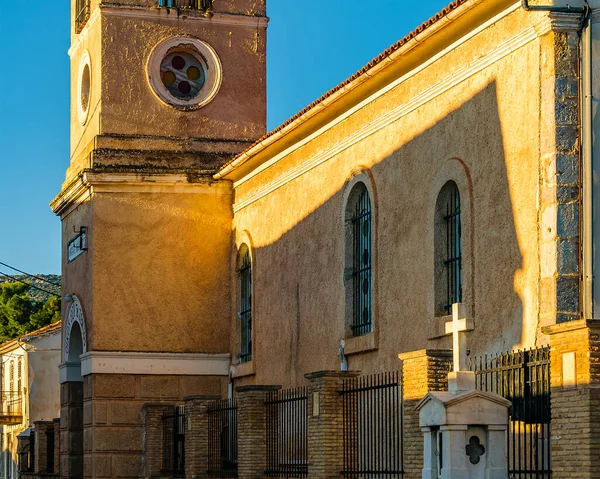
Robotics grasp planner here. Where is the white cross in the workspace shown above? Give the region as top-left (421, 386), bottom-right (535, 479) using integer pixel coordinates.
top-left (445, 303), bottom-right (474, 372)
top-left (470, 404), bottom-right (484, 421)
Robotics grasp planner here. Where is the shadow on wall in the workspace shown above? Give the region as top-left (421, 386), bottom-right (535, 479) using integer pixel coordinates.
top-left (231, 81), bottom-right (528, 387)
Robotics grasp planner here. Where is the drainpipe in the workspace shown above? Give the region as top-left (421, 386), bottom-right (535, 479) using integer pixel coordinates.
top-left (522, 0), bottom-right (592, 317)
top-left (581, 11), bottom-right (593, 318)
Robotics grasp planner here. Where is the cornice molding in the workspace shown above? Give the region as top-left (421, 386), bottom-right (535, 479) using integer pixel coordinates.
top-left (232, 23), bottom-right (539, 212)
top-left (534, 11), bottom-right (584, 35)
top-left (51, 171), bottom-right (231, 218)
top-left (80, 351), bottom-right (231, 377)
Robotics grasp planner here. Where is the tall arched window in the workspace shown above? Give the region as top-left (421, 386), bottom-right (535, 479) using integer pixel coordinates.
top-left (345, 182), bottom-right (372, 336)
top-left (237, 245), bottom-right (252, 363)
top-left (434, 181), bottom-right (462, 315)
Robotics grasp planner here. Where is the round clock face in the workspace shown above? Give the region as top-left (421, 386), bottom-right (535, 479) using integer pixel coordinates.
top-left (148, 37), bottom-right (222, 110)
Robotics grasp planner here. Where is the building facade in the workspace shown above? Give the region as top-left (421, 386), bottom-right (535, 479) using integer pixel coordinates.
top-left (0, 323), bottom-right (61, 479)
top-left (50, 0), bottom-right (600, 477)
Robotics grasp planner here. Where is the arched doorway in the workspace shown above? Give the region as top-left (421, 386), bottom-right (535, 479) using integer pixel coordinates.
top-left (61, 298), bottom-right (86, 479)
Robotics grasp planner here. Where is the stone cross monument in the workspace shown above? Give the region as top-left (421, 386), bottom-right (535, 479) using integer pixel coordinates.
top-left (417, 303), bottom-right (511, 479)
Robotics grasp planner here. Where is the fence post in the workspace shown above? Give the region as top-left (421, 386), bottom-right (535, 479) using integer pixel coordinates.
top-left (184, 396), bottom-right (220, 479)
top-left (542, 319), bottom-right (600, 479)
top-left (304, 370), bottom-right (360, 479)
top-left (236, 385), bottom-right (281, 479)
top-left (142, 404), bottom-right (175, 479)
top-left (398, 349), bottom-right (452, 479)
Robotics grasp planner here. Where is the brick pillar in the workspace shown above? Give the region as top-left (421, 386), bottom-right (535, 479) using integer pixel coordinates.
top-left (184, 396), bottom-right (220, 479)
top-left (398, 349), bottom-right (452, 479)
top-left (60, 381), bottom-right (84, 479)
top-left (54, 418), bottom-right (61, 476)
top-left (142, 404), bottom-right (175, 479)
top-left (236, 385), bottom-right (281, 479)
top-left (542, 319), bottom-right (600, 479)
top-left (305, 370), bottom-right (360, 479)
top-left (33, 421), bottom-right (54, 473)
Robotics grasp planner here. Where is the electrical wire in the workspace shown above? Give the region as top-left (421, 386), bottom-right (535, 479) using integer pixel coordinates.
top-left (0, 271), bottom-right (60, 297)
top-left (0, 261), bottom-right (61, 287)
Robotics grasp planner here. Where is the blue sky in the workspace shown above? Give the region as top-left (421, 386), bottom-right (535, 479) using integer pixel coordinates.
top-left (0, 0), bottom-right (451, 274)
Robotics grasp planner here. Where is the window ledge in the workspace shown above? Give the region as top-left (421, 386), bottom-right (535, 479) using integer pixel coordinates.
top-left (231, 360), bottom-right (255, 378)
top-left (428, 314), bottom-right (452, 340)
top-left (345, 332), bottom-right (378, 356)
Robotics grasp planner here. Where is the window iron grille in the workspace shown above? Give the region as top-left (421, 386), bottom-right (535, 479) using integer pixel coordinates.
top-left (468, 347), bottom-right (551, 478)
top-left (158, 0), bottom-right (213, 10)
top-left (265, 387), bottom-right (308, 478)
top-left (75, 0), bottom-right (91, 33)
top-left (350, 185), bottom-right (372, 337)
top-left (340, 371), bottom-right (404, 478)
top-left (238, 249), bottom-right (252, 363)
top-left (207, 398), bottom-right (238, 478)
top-left (162, 406), bottom-right (185, 477)
top-left (443, 184), bottom-right (461, 314)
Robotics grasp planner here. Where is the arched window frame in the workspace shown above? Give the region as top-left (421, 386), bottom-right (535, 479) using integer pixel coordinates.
top-left (343, 171), bottom-right (377, 340)
top-left (435, 180), bottom-right (462, 315)
top-left (427, 159), bottom-right (473, 337)
top-left (237, 244), bottom-right (252, 364)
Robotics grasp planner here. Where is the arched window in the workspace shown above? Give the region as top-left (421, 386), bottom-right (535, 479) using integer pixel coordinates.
top-left (345, 182), bottom-right (372, 336)
top-left (435, 181), bottom-right (462, 315)
top-left (237, 245), bottom-right (252, 363)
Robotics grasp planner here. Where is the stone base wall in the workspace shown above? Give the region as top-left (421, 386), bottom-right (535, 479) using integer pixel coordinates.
top-left (82, 373), bottom-right (226, 479)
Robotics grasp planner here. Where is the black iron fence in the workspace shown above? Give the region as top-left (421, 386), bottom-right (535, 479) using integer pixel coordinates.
top-left (46, 426), bottom-right (55, 474)
top-left (18, 430), bottom-right (35, 473)
top-left (341, 371), bottom-right (404, 478)
top-left (468, 347), bottom-right (551, 479)
top-left (207, 398), bottom-right (238, 478)
top-left (75, 0), bottom-right (90, 32)
top-left (162, 406), bottom-right (185, 477)
top-left (265, 387), bottom-right (308, 478)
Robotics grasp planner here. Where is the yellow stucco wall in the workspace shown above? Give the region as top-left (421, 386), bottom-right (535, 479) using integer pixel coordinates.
top-left (229, 4), bottom-right (547, 386)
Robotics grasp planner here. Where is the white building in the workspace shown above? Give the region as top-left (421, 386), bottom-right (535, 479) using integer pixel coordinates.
top-left (0, 323), bottom-right (61, 479)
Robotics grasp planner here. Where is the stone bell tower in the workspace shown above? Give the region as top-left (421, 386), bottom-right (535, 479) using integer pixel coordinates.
top-left (51, 1), bottom-right (267, 477)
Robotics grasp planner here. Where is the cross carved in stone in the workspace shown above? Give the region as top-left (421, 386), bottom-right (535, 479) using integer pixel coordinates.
top-left (444, 303), bottom-right (474, 373)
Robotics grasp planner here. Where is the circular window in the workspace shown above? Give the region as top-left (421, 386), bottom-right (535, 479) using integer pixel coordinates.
top-left (148, 37), bottom-right (222, 110)
top-left (77, 51), bottom-right (92, 125)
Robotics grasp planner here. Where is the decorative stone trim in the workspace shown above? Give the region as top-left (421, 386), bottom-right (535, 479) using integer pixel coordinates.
top-left (79, 351), bottom-right (231, 376)
top-left (63, 296), bottom-right (87, 362)
top-left (77, 51), bottom-right (92, 125)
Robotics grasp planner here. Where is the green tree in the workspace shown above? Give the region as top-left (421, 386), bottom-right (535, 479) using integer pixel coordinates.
top-left (0, 282), bottom-right (60, 343)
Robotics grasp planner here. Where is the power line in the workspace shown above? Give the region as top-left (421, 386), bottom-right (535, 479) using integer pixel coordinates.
top-left (0, 261), bottom-right (61, 287)
top-left (0, 271), bottom-right (60, 297)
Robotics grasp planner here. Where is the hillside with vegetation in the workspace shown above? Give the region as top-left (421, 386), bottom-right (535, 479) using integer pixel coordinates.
top-left (0, 275), bottom-right (61, 343)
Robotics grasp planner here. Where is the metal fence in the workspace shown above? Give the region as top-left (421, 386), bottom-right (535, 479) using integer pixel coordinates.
top-left (265, 387), bottom-right (308, 478)
top-left (162, 406), bottom-right (185, 477)
top-left (468, 347), bottom-right (551, 478)
top-left (207, 398), bottom-right (238, 478)
top-left (341, 371), bottom-right (404, 478)
top-left (46, 427), bottom-right (55, 474)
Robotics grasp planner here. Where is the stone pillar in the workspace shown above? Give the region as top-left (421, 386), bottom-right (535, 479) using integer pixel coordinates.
top-left (33, 421), bottom-right (54, 473)
top-left (142, 404), bottom-right (175, 479)
top-left (399, 349), bottom-right (452, 479)
top-left (184, 396), bottom-right (220, 479)
top-left (304, 371), bottom-right (360, 479)
top-left (236, 385), bottom-right (281, 479)
top-left (60, 381), bottom-right (84, 479)
top-left (543, 319), bottom-right (600, 479)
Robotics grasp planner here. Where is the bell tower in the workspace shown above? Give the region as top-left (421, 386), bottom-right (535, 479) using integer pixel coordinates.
top-left (52, 1), bottom-right (267, 478)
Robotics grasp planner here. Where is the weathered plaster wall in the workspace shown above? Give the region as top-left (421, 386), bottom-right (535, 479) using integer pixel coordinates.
top-left (90, 181), bottom-right (233, 353)
top-left (230, 6), bottom-right (548, 387)
top-left (28, 333), bottom-right (62, 422)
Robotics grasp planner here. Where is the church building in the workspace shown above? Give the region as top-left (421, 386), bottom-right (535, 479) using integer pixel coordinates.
top-left (48, 0), bottom-right (600, 478)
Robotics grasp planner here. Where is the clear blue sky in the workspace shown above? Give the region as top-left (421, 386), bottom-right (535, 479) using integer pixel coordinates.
top-left (0, 0), bottom-right (451, 275)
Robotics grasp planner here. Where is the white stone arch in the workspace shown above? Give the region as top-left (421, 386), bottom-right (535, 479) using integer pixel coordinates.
top-left (63, 296), bottom-right (88, 363)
